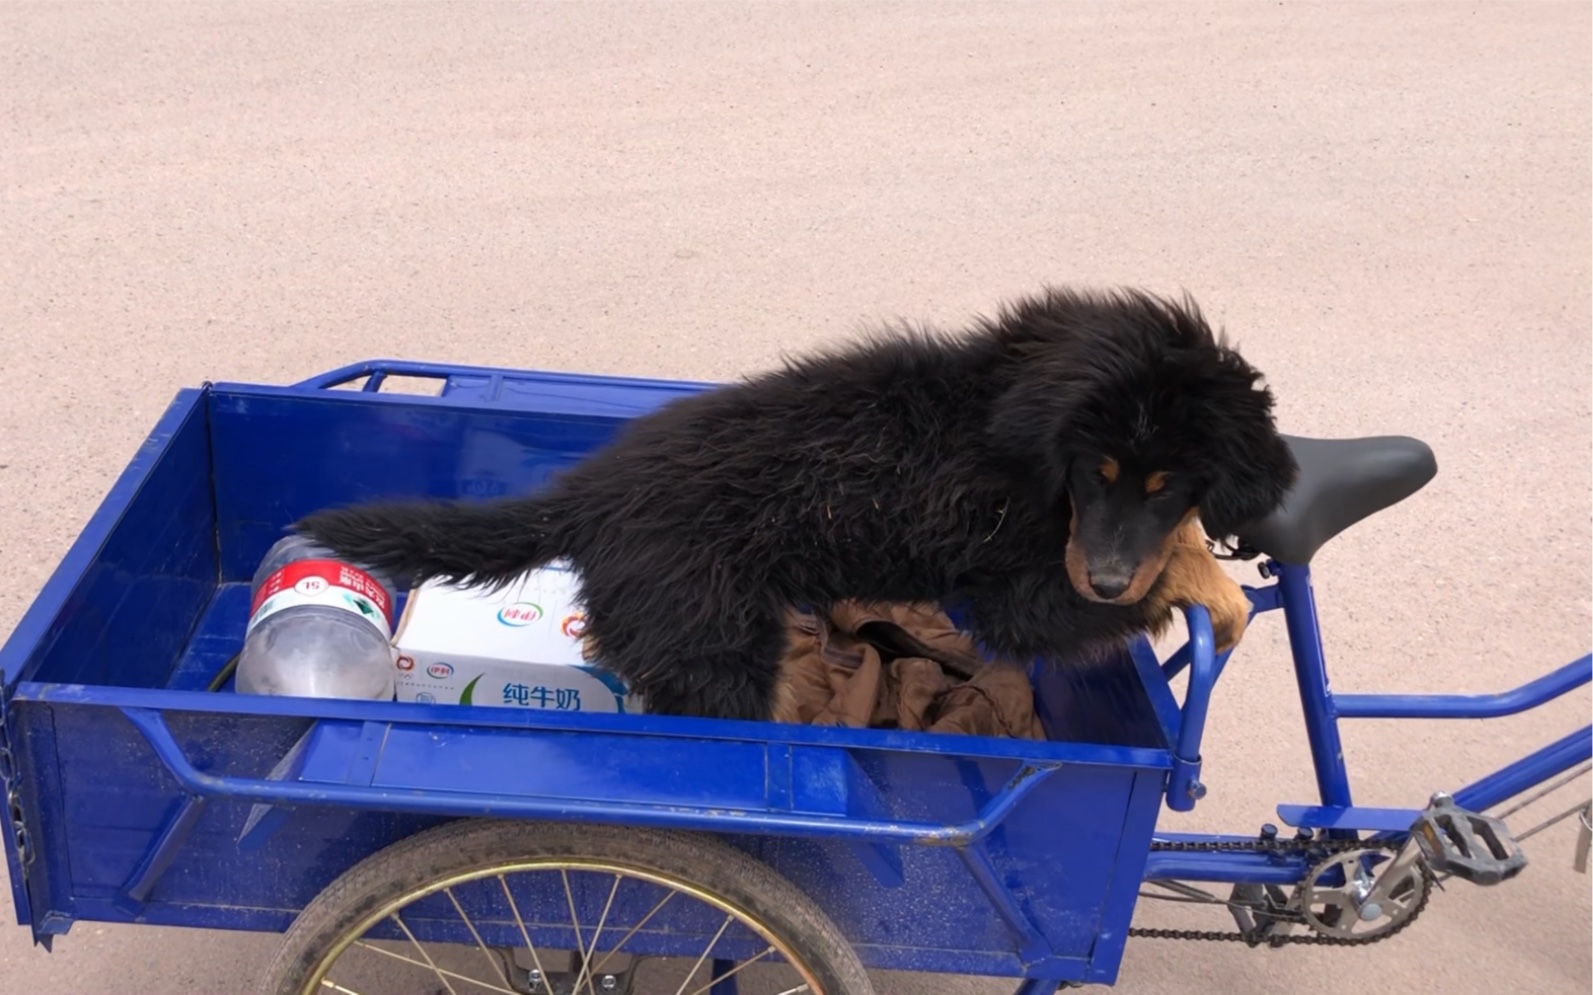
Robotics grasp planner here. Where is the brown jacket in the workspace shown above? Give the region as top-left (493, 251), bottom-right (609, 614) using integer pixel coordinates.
top-left (773, 600), bottom-right (1046, 740)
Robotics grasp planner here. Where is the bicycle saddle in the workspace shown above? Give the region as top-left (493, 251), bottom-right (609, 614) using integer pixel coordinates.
top-left (1234, 434), bottom-right (1437, 564)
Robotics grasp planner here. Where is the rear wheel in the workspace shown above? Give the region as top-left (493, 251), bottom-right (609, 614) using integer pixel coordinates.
top-left (260, 818), bottom-right (876, 995)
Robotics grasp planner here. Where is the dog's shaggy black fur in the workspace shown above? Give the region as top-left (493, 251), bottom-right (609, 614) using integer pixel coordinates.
top-left (297, 287), bottom-right (1297, 721)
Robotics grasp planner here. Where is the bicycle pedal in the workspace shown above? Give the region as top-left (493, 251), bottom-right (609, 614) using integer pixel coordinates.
top-left (1409, 793), bottom-right (1527, 886)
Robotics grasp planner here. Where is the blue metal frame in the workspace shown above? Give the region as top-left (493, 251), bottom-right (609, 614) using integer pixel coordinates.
top-left (1275, 563), bottom-right (1356, 811)
top-left (1143, 556), bottom-right (1591, 880)
top-left (1335, 656), bottom-right (1592, 719)
top-left (1267, 560), bottom-right (1590, 811)
top-left (291, 357), bottom-right (719, 394)
top-left (0, 356), bottom-right (1588, 987)
top-left (114, 704), bottom-right (1068, 844)
top-left (1163, 607), bottom-right (1219, 813)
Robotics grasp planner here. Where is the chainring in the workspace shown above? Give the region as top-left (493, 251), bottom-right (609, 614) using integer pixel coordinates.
top-left (1297, 847), bottom-right (1433, 941)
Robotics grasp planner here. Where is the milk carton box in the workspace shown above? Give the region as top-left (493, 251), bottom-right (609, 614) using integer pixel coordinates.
top-left (392, 560), bottom-right (640, 713)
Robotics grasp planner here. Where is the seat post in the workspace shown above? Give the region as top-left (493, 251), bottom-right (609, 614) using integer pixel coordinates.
top-left (1274, 562), bottom-right (1355, 813)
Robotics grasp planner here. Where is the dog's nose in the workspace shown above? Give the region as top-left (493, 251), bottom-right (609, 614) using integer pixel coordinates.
top-left (1089, 572), bottom-right (1131, 600)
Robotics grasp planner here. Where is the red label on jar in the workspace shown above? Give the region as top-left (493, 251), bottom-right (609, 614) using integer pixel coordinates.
top-left (249, 559), bottom-right (393, 627)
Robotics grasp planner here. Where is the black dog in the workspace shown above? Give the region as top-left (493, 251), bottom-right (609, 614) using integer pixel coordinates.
top-left (297, 287), bottom-right (1297, 722)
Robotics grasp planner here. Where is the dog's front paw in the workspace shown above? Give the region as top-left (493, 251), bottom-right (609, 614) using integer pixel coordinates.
top-left (1205, 577), bottom-right (1251, 654)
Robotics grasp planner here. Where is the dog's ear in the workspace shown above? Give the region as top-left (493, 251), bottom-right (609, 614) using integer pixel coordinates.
top-left (985, 360), bottom-right (1090, 492)
top-left (1196, 378), bottom-right (1298, 539)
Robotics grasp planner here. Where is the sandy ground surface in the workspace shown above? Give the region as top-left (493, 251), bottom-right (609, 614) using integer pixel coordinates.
top-left (1, 2), bottom-right (1589, 993)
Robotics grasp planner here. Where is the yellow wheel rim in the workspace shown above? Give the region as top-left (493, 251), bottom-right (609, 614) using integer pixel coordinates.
top-left (301, 857), bottom-right (826, 995)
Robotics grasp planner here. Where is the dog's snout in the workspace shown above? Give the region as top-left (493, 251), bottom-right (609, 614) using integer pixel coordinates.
top-left (1088, 569), bottom-right (1132, 600)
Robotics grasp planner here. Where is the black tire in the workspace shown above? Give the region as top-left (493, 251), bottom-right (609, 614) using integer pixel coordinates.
top-left (260, 818), bottom-right (876, 995)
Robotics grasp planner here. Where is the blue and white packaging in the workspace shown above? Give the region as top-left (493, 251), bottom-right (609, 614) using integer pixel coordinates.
top-left (391, 560), bottom-right (640, 713)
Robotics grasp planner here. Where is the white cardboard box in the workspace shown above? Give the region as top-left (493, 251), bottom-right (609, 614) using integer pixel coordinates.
top-left (392, 561), bottom-right (640, 713)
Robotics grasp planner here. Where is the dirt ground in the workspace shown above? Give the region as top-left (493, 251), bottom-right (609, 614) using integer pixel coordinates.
top-left (1, 2), bottom-right (1588, 993)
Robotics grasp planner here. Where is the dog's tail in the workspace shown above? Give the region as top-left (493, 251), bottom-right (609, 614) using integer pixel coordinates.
top-left (293, 495), bottom-right (570, 589)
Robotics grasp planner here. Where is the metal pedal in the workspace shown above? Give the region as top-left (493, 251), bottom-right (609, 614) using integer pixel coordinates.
top-left (1409, 792), bottom-right (1528, 886)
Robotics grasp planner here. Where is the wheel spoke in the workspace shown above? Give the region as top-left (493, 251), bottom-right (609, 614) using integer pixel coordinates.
top-left (349, 940), bottom-right (520, 995)
top-left (672, 914), bottom-right (735, 995)
top-left (685, 945), bottom-right (776, 995)
top-left (445, 885), bottom-right (515, 991)
top-left (318, 980), bottom-right (362, 994)
top-left (569, 874), bottom-right (622, 995)
top-left (389, 912), bottom-right (461, 995)
top-left (561, 869), bottom-right (586, 958)
top-left (587, 888), bottom-right (678, 977)
top-left (497, 873), bottom-right (552, 986)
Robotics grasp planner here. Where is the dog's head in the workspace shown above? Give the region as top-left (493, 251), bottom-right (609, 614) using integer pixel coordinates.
top-left (986, 287), bottom-right (1298, 604)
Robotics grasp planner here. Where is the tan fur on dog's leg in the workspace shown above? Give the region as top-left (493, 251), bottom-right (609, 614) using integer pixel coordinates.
top-left (769, 667), bottom-right (802, 724)
top-left (1148, 520), bottom-right (1251, 653)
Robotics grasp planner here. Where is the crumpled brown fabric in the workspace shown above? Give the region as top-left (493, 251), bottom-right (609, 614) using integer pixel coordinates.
top-left (772, 600), bottom-right (1046, 740)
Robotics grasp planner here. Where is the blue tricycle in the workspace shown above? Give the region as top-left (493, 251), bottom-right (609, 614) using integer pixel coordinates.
top-left (2, 360), bottom-right (1588, 995)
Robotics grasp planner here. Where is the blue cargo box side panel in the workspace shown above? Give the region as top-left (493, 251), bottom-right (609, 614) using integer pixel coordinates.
top-left (0, 389), bottom-right (218, 693)
top-left (205, 388), bottom-right (623, 581)
top-left (0, 387), bottom-right (220, 933)
top-left (21, 697), bottom-right (1166, 981)
top-left (1, 369), bottom-right (1178, 983)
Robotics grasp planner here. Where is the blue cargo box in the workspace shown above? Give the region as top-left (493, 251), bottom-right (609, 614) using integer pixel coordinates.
top-left (0, 362), bottom-right (1188, 986)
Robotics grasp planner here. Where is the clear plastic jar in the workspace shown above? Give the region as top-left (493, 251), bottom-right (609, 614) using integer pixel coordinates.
top-left (235, 534), bottom-right (398, 700)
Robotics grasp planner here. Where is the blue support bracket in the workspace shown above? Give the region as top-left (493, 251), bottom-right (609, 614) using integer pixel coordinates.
top-left (1276, 804), bottom-right (1422, 834)
top-left (1165, 606), bottom-right (1218, 813)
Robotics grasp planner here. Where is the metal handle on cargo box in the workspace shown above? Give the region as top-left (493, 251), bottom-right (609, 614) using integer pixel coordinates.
top-left (293, 359), bottom-right (488, 392)
top-left (118, 706), bottom-right (1059, 847)
top-left (1164, 605), bottom-right (1218, 813)
top-left (292, 359), bottom-right (717, 394)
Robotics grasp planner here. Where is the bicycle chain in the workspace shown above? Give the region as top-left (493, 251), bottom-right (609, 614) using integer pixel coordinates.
top-left (1130, 834), bottom-right (1433, 947)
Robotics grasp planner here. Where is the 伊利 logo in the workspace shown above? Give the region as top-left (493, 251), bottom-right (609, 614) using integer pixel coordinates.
top-left (497, 602), bottom-right (543, 627)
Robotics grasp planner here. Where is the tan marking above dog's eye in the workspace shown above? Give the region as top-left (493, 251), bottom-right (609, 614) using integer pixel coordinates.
top-left (1145, 471), bottom-right (1169, 494)
top-left (1099, 457), bottom-right (1120, 483)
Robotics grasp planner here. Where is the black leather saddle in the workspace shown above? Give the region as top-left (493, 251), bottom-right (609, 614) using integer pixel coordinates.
top-left (1235, 435), bottom-right (1437, 564)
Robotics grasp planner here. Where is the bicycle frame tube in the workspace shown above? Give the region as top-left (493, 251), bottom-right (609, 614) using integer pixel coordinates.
top-left (1143, 557), bottom-right (1590, 883)
top-left (1258, 560), bottom-right (1591, 813)
top-left (1272, 563), bottom-right (1355, 809)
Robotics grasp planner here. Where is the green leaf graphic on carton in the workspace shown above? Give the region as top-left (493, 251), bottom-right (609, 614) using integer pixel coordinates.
top-left (459, 675), bottom-right (482, 706)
